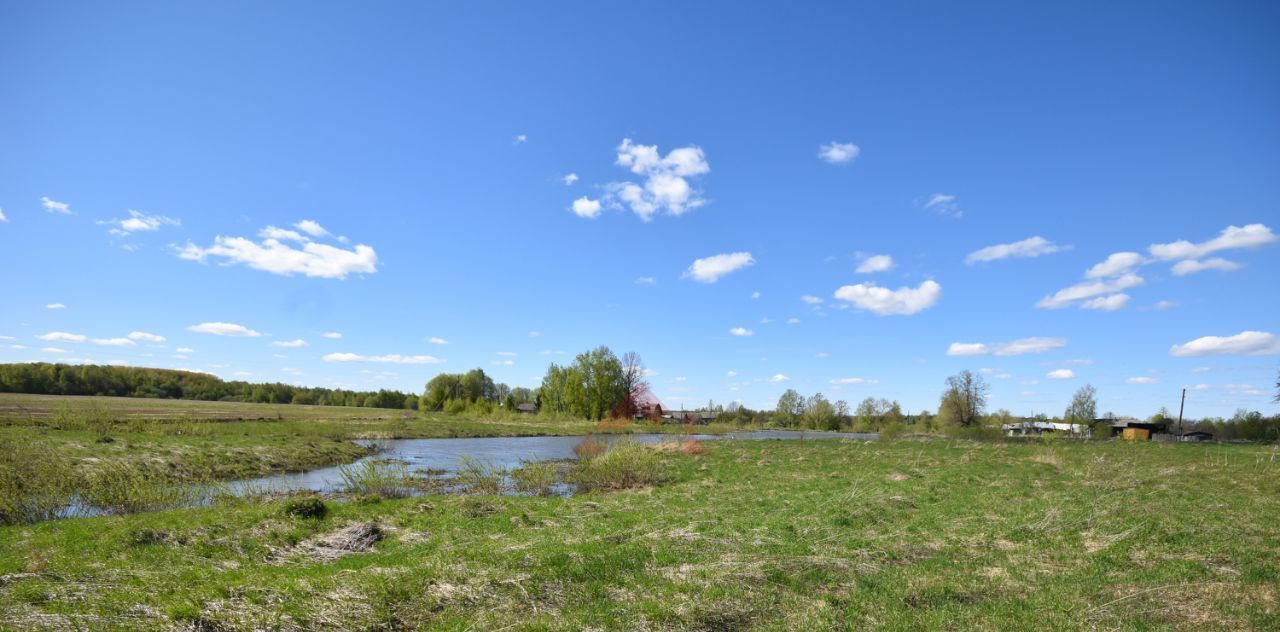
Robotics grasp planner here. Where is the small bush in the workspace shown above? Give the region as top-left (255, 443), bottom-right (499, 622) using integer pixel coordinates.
top-left (455, 456), bottom-right (504, 494)
top-left (680, 438), bottom-right (708, 455)
top-left (282, 496), bottom-right (327, 519)
top-left (511, 460), bottom-right (558, 496)
top-left (572, 435), bottom-right (605, 459)
top-left (79, 462), bottom-right (207, 515)
top-left (0, 439), bottom-right (76, 525)
top-left (339, 460), bottom-right (414, 499)
top-left (570, 439), bottom-right (665, 491)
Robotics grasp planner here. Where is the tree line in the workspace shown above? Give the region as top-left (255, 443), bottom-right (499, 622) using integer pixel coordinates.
top-left (0, 363), bottom-right (417, 409)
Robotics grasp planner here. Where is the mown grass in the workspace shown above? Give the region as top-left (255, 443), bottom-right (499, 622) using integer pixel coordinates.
top-left (3, 439), bottom-right (1274, 630)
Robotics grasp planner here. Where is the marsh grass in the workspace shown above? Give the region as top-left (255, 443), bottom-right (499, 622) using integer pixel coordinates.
top-left (454, 456), bottom-right (504, 494)
top-left (338, 459), bottom-right (414, 498)
top-left (0, 439), bottom-right (76, 525)
top-left (572, 434), bottom-right (605, 459)
top-left (570, 438), bottom-right (665, 491)
top-left (511, 459), bottom-right (559, 496)
top-left (78, 462), bottom-right (210, 515)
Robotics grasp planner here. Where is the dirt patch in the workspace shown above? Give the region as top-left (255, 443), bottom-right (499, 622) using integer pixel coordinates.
top-left (282, 522), bottom-right (383, 562)
top-left (886, 472), bottom-right (910, 481)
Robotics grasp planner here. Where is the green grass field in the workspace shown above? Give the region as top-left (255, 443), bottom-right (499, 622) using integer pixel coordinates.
top-left (2, 437), bottom-right (1277, 630)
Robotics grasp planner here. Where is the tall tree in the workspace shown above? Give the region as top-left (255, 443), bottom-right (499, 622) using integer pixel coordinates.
top-left (1064, 384), bottom-right (1098, 434)
top-left (939, 370), bottom-right (989, 427)
top-left (776, 389), bottom-right (804, 426)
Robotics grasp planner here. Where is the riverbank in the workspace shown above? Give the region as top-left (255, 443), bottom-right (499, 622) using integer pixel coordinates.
top-left (2, 439), bottom-right (1276, 630)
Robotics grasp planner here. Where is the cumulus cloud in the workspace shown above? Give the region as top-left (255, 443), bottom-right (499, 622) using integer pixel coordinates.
top-left (817, 142), bottom-right (860, 165)
top-left (1126, 377), bottom-right (1159, 384)
top-left (101, 209), bottom-right (179, 236)
top-left (323, 352), bottom-right (444, 365)
top-left (729, 327), bottom-right (754, 337)
top-left (127, 331), bottom-right (166, 343)
top-left (634, 276), bottom-right (656, 286)
top-left (1080, 294), bottom-right (1130, 311)
top-left (726, 370), bottom-right (737, 377)
top-left (921, 194), bottom-right (960, 218)
top-left (187, 322), bottom-right (262, 337)
top-left (1149, 224), bottom-right (1276, 261)
top-left (685, 252), bottom-right (754, 283)
top-left (965, 236), bottom-right (1065, 264)
top-left (833, 280), bottom-right (941, 316)
top-left (36, 332), bottom-right (86, 343)
top-left (271, 339), bottom-right (309, 348)
top-left (92, 337), bottom-right (135, 346)
top-left (769, 374), bottom-right (791, 383)
top-left (1171, 257), bottom-right (1242, 276)
top-left (41, 196), bottom-right (71, 214)
top-left (513, 134), bottom-right (528, 144)
top-left (801, 295), bottom-right (823, 305)
top-left (427, 337), bottom-right (449, 345)
top-left (0, 208), bottom-right (6, 222)
top-left (1169, 331), bottom-right (1280, 357)
top-left (1085, 252), bottom-right (1145, 279)
top-left (947, 337), bottom-right (1066, 357)
top-left (602, 138), bottom-right (710, 221)
top-left (562, 173), bottom-right (579, 185)
top-left (855, 254), bottom-right (894, 274)
top-left (46, 303), bottom-right (65, 309)
top-left (177, 222), bottom-right (376, 279)
top-left (571, 196), bottom-right (603, 219)
top-left (1036, 273), bottom-right (1143, 309)
top-left (321, 332), bottom-right (342, 339)
top-left (1047, 369), bottom-right (1075, 380)
top-left (1154, 300), bottom-right (1176, 310)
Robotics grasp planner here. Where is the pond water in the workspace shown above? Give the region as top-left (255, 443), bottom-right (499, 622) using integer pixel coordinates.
top-left (232, 430), bottom-right (876, 495)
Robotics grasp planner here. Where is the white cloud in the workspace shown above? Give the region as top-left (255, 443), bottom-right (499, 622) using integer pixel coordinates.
top-left (571, 197), bottom-right (602, 219)
top-left (815, 351), bottom-right (829, 358)
top-left (965, 236), bottom-right (1065, 264)
top-left (36, 332), bottom-right (86, 343)
top-left (42, 347), bottom-right (67, 353)
top-left (187, 322), bottom-right (262, 337)
top-left (605, 138), bottom-right (710, 221)
top-left (817, 142), bottom-right (860, 165)
top-left (855, 254), bottom-right (894, 274)
top-left (800, 295), bottom-right (823, 305)
top-left (528, 331), bottom-right (540, 337)
top-left (685, 252), bottom-right (754, 283)
top-left (514, 134), bottom-right (528, 144)
top-left (1036, 273), bottom-right (1143, 309)
top-left (1169, 331), bottom-right (1280, 357)
top-left (760, 317), bottom-right (774, 324)
top-left (8, 344), bottom-right (26, 350)
top-left (41, 196), bottom-right (71, 214)
top-left (1171, 257), bottom-right (1242, 276)
top-left (1047, 369), bottom-right (1075, 380)
top-left (751, 291), bottom-right (761, 299)
top-left (1085, 252), bottom-right (1145, 278)
top-left (45, 303), bottom-right (65, 310)
top-left (1149, 224), bottom-right (1276, 261)
top-left (107, 360), bottom-right (129, 367)
top-left (321, 332), bottom-right (342, 339)
top-left (0, 208), bottom-right (6, 222)
top-left (921, 194), bottom-right (960, 218)
top-left (102, 209), bottom-right (179, 235)
top-left (426, 337), bottom-right (449, 345)
top-left (176, 347), bottom-right (195, 353)
top-left (1080, 294), bottom-right (1131, 311)
top-left (1154, 300), bottom-right (1177, 310)
top-left (769, 374), bottom-right (791, 383)
top-left (126, 331), bottom-right (166, 343)
top-left (271, 339), bottom-right (309, 348)
top-left (634, 276), bottom-right (656, 286)
top-left (177, 223), bottom-right (376, 279)
top-left (729, 327), bottom-right (754, 337)
top-left (322, 352), bottom-right (444, 365)
top-left (947, 337), bottom-right (1066, 357)
top-left (292, 220), bottom-right (331, 239)
top-left (787, 317), bottom-right (801, 324)
top-left (726, 370), bottom-right (737, 377)
top-left (947, 343), bottom-right (989, 356)
top-left (496, 351), bottom-right (517, 357)
top-left (493, 359), bottom-right (515, 366)
top-left (1126, 377), bottom-right (1159, 384)
top-left (833, 280), bottom-right (941, 316)
top-left (562, 173), bottom-right (579, 185)
top-left (829, 377), bottom-right (875, 385)
top-left (92, 338), bottom-right (135, 346)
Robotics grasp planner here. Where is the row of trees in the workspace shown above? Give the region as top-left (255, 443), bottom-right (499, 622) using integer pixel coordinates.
top-left (0, 363), bottom-right (416, 409)
top-left (418, 368), bottom-right (534, 413)
top-left (538, 347), bottom-right (647, 420)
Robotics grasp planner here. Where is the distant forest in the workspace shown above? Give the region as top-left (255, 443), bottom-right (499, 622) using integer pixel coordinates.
top-left (0, 363), bottom-right (417, 409)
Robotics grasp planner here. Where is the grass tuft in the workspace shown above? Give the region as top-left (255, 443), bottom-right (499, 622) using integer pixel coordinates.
top-left (511, 459), bottom-right (559, 496)
top-left (454, 456), bottom-right (504, 494)
top-left (338, 459), bottom-right (414, 499)
top-left (570, 439), bottom-right (665, 491)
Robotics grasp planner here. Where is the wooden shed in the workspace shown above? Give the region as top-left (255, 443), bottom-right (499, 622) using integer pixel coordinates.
top-left (1122, 427), bottom-right (1150, 441)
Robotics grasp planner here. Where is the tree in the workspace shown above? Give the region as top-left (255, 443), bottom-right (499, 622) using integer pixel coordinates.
top-left (804, 393), bottom-right (839, 430)
top-left (939, 370), bottom-right (989, 427)
top-left (613, 351), bottom-right (649, 419)
top-left (1063, 384), bottom-right (1097, 435)
top-left (775, 389), bottom-right (804, 426)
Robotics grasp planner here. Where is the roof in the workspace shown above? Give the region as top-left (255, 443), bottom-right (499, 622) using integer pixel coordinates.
top-left (515, 403), bottom-right (538, 412)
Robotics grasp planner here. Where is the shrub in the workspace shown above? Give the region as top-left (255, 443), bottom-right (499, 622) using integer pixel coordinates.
top-left (511, 460), bottom-right (558, 496)
top-left (282, 496), bottom-right (328, 519)
top-left (339, 460), bottom-right (414, 499)
top-left (572, 435), bottom-right (605, 459)
top-left (455, 456), bottom-right (504, 494)
top-left (570, 439), bottom-right (665, 491)
top-left (79, 462), bottom-right (207, 515)
top-left (0, 439), bottom-right (76, 525)
top-left (680, 437), bottom-right (708, 455)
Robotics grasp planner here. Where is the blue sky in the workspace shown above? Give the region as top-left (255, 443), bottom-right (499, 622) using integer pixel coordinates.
top-left (2, 1), bottom-right (1278, 418)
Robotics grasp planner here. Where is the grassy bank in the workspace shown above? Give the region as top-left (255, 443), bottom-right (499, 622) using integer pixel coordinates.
top-left (1, 439), bottom-right (1276, 630)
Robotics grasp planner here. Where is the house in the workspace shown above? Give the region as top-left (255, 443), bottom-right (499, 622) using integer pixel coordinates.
top-left (1002, 419), bottom-right (1089, 437)
top-left (515, 403), bottom-right (538, 414)
top-left (662, 409), bottom-right (719, 425)
top-left (1180, 431), bottom-right (1214, 442)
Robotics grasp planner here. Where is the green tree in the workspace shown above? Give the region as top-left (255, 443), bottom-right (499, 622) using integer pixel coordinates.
top-left (1063, 384), bottom-right (1097, 435)
top-left (775, 389), bottom-right (803, 426)
top-left (939, 370), bottom-right (989, 427)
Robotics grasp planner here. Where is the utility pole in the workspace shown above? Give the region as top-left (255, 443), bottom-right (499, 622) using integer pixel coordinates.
top-left (1177, 387), bottom-right (1186, 441)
